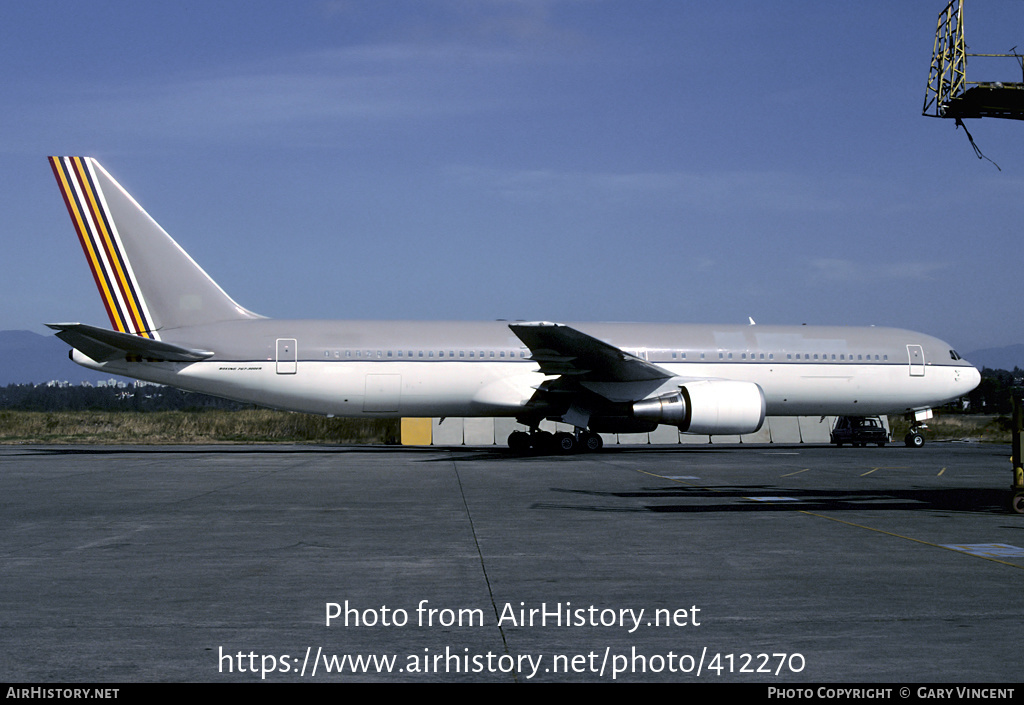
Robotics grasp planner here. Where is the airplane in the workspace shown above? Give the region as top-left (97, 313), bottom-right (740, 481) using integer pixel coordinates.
top-left (46, 156), bottom-right (981, 453)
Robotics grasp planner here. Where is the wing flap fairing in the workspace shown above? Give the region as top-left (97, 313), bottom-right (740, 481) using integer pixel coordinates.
top-left (509, 322), bottom-right (671, 383)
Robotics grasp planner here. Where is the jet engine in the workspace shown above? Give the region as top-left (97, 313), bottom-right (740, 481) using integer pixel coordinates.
top-left (632, 379), bottom-right (766, 435)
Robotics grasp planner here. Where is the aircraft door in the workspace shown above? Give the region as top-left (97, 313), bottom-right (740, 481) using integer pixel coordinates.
top-left (276, 338), bottom-right (297, 374)
top-left (907, 344), bottom-right (925, 377)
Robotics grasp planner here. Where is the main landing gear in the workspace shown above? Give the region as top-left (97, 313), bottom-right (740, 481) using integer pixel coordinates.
top-left (507, 428), bottom-right (604, 454)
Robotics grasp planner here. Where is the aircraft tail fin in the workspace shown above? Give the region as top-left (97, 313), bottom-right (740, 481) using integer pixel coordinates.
top-left (48, 156), bottom-right (260, 338)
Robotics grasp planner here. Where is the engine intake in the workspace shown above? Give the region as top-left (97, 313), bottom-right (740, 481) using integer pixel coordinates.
top-left (632, 380), bottom-right (766, 435)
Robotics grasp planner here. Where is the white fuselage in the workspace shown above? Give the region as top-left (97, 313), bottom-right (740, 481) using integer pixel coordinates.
top-left (73, 319), bottom-right (981, 424)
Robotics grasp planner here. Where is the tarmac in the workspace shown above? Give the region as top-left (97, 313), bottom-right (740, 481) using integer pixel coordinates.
top-left (1, 441), bottom-right (1021, 683)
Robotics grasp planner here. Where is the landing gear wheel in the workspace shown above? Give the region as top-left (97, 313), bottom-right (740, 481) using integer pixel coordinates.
top-left (554, 432), bottom-right (577, 454)
top-left (905, 432), bottom-right (925, 448)
top-left (508, 431), bottom-right (531, 454)
top-left (1011, 492), bottom-right (1024, 515)
top-left (531, 430), bottom-right (554, 453)
top-left (580, 432), bottom-right (603, 452)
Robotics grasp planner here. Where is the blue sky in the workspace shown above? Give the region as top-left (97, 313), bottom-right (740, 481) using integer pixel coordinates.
top-left (3, 1), bottom-right (1024, 352)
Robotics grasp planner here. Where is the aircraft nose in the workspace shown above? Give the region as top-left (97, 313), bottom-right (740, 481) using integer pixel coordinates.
top-left (963, 365), bottom-right (981, 393)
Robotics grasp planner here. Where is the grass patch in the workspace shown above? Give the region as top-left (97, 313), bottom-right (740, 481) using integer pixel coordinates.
top-left (0, 410), bottom-right (1008, 446)
top-left (888, 414), bottom-right (1011, 444)
top-left (0, 410), bottom-right (399, 445)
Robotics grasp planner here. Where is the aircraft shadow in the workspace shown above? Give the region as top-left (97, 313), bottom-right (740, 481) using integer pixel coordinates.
top-left (537, 485), bottom-right (1012, 516)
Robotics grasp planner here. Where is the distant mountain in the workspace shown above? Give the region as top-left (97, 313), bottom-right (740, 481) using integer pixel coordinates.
top-left (0, 330), bottom-right (127, 385)
top-left (964, 344), bottom-right (1024, 372)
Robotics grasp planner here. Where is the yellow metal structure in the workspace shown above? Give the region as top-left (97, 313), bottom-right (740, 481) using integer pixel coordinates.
top-left (924, 0), bottom-right (1024, 121)
top-left (924, 0), bottom-right (967, 118)
top-left (1012, 399), bottom-right (1024, 513)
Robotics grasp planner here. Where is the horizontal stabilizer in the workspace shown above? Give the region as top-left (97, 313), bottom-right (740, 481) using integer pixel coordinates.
top-left (46, 323), bottom-right (213, 362)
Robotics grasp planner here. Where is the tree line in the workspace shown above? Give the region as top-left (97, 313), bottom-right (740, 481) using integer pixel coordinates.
top-left (964, 368), bottom-right (1024, 415)
top-left (0, 383), bottom-right (249, 412)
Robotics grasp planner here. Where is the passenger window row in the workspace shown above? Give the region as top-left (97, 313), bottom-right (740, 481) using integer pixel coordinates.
top-left (322, 349), bottom-right (529, 360)
top-left (667, 352), bottom-right (890, 362)
top-left (314, 348), bottom-right (893, 363)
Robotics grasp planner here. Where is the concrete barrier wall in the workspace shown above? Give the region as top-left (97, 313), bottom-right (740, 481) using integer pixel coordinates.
top-left (767, 417), bottom-right (802, 444)
top-left (403, 416), bottom-right (852, 446)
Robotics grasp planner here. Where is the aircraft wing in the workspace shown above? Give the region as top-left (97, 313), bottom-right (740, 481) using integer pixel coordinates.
top-left (510, 321), bottom-right (671, 382)
top-left (46, 323), bottom-right (214, 363)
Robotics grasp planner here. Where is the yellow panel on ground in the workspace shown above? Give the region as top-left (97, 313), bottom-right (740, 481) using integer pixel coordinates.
top-left (401, 418), bottom-right (433, 446)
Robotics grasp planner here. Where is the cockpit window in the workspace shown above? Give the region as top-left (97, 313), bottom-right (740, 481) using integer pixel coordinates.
top-left (949, 350), bottom-right (962, 361)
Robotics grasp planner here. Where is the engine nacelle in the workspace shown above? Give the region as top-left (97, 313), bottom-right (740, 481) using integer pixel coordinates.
top-left (632, 380), bottom-right (766, 435)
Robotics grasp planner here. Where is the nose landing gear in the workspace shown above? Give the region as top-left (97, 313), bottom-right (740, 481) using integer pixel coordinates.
top-left (903, 409), bottom-right (933, 448)
top-left (904, 430), bottom-right (926, 448)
